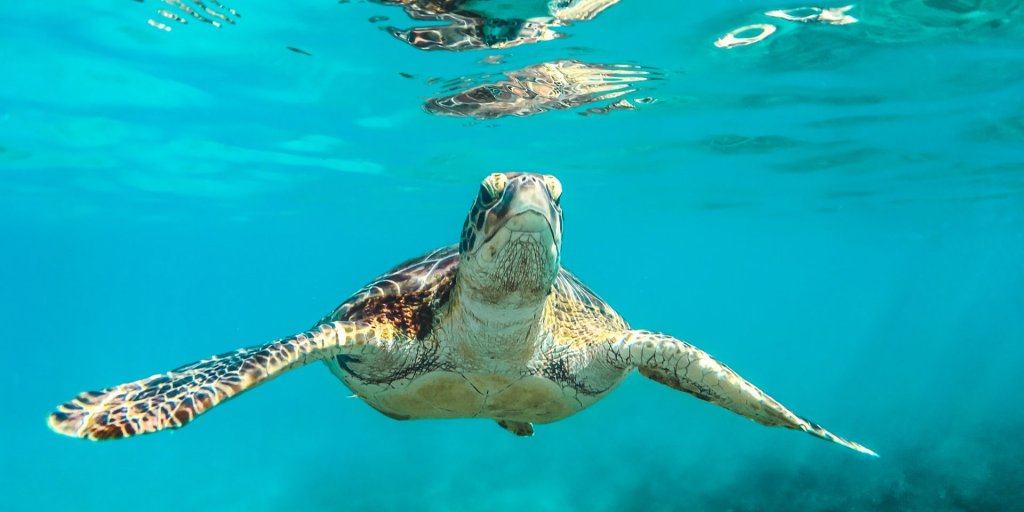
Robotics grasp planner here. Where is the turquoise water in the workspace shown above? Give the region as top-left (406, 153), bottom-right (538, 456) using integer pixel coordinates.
top-left (2, 0), bottom-right (1023, 510)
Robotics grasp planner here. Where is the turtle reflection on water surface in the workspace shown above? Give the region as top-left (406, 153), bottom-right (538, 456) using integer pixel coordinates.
top-left (49, 173), bottom-right (876, 457)
top-left (426, 60), bottom-right (653, 119)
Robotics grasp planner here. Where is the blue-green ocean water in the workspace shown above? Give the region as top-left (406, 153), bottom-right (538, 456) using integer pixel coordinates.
top-left (2, 1), bottom-right (1023, 510)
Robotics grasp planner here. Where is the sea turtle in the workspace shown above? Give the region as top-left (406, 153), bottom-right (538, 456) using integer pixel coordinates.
top-left (48, 172), bottom-right (876, 456)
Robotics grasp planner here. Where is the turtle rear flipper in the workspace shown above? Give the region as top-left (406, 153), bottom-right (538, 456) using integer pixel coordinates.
top-left (496, 419), bottom-right (534, 437)
top-left (49, 321), bottom-right (385, 440)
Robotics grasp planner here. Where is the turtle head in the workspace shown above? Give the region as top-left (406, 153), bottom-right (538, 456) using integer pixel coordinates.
top-left (457, 172), bottom-right (563, 305)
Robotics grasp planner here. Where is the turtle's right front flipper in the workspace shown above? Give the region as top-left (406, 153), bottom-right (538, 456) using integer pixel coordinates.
top-left (48, 321), bottom-right (390, 440)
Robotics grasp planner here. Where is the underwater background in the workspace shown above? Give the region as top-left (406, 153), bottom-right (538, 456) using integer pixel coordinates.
top-left (2, 0), bottom-right (1023, 510)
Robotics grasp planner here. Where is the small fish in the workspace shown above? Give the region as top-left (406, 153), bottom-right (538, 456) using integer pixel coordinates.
top-left (287, 46), bottom-right (312, 56)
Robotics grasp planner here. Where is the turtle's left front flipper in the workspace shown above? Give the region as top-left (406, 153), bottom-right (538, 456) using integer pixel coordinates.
top-left (609, 330), bottom-right (877, 457)
top-left (49, 321), bottom-right (388, 441)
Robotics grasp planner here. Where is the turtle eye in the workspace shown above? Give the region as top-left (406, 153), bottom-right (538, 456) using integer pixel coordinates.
top-left (479, 173), bottom-right (507, 207)
top-left (543, 175), bottom-right (562, 204)
top-left (478, 184), bottom-right (498, 207)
